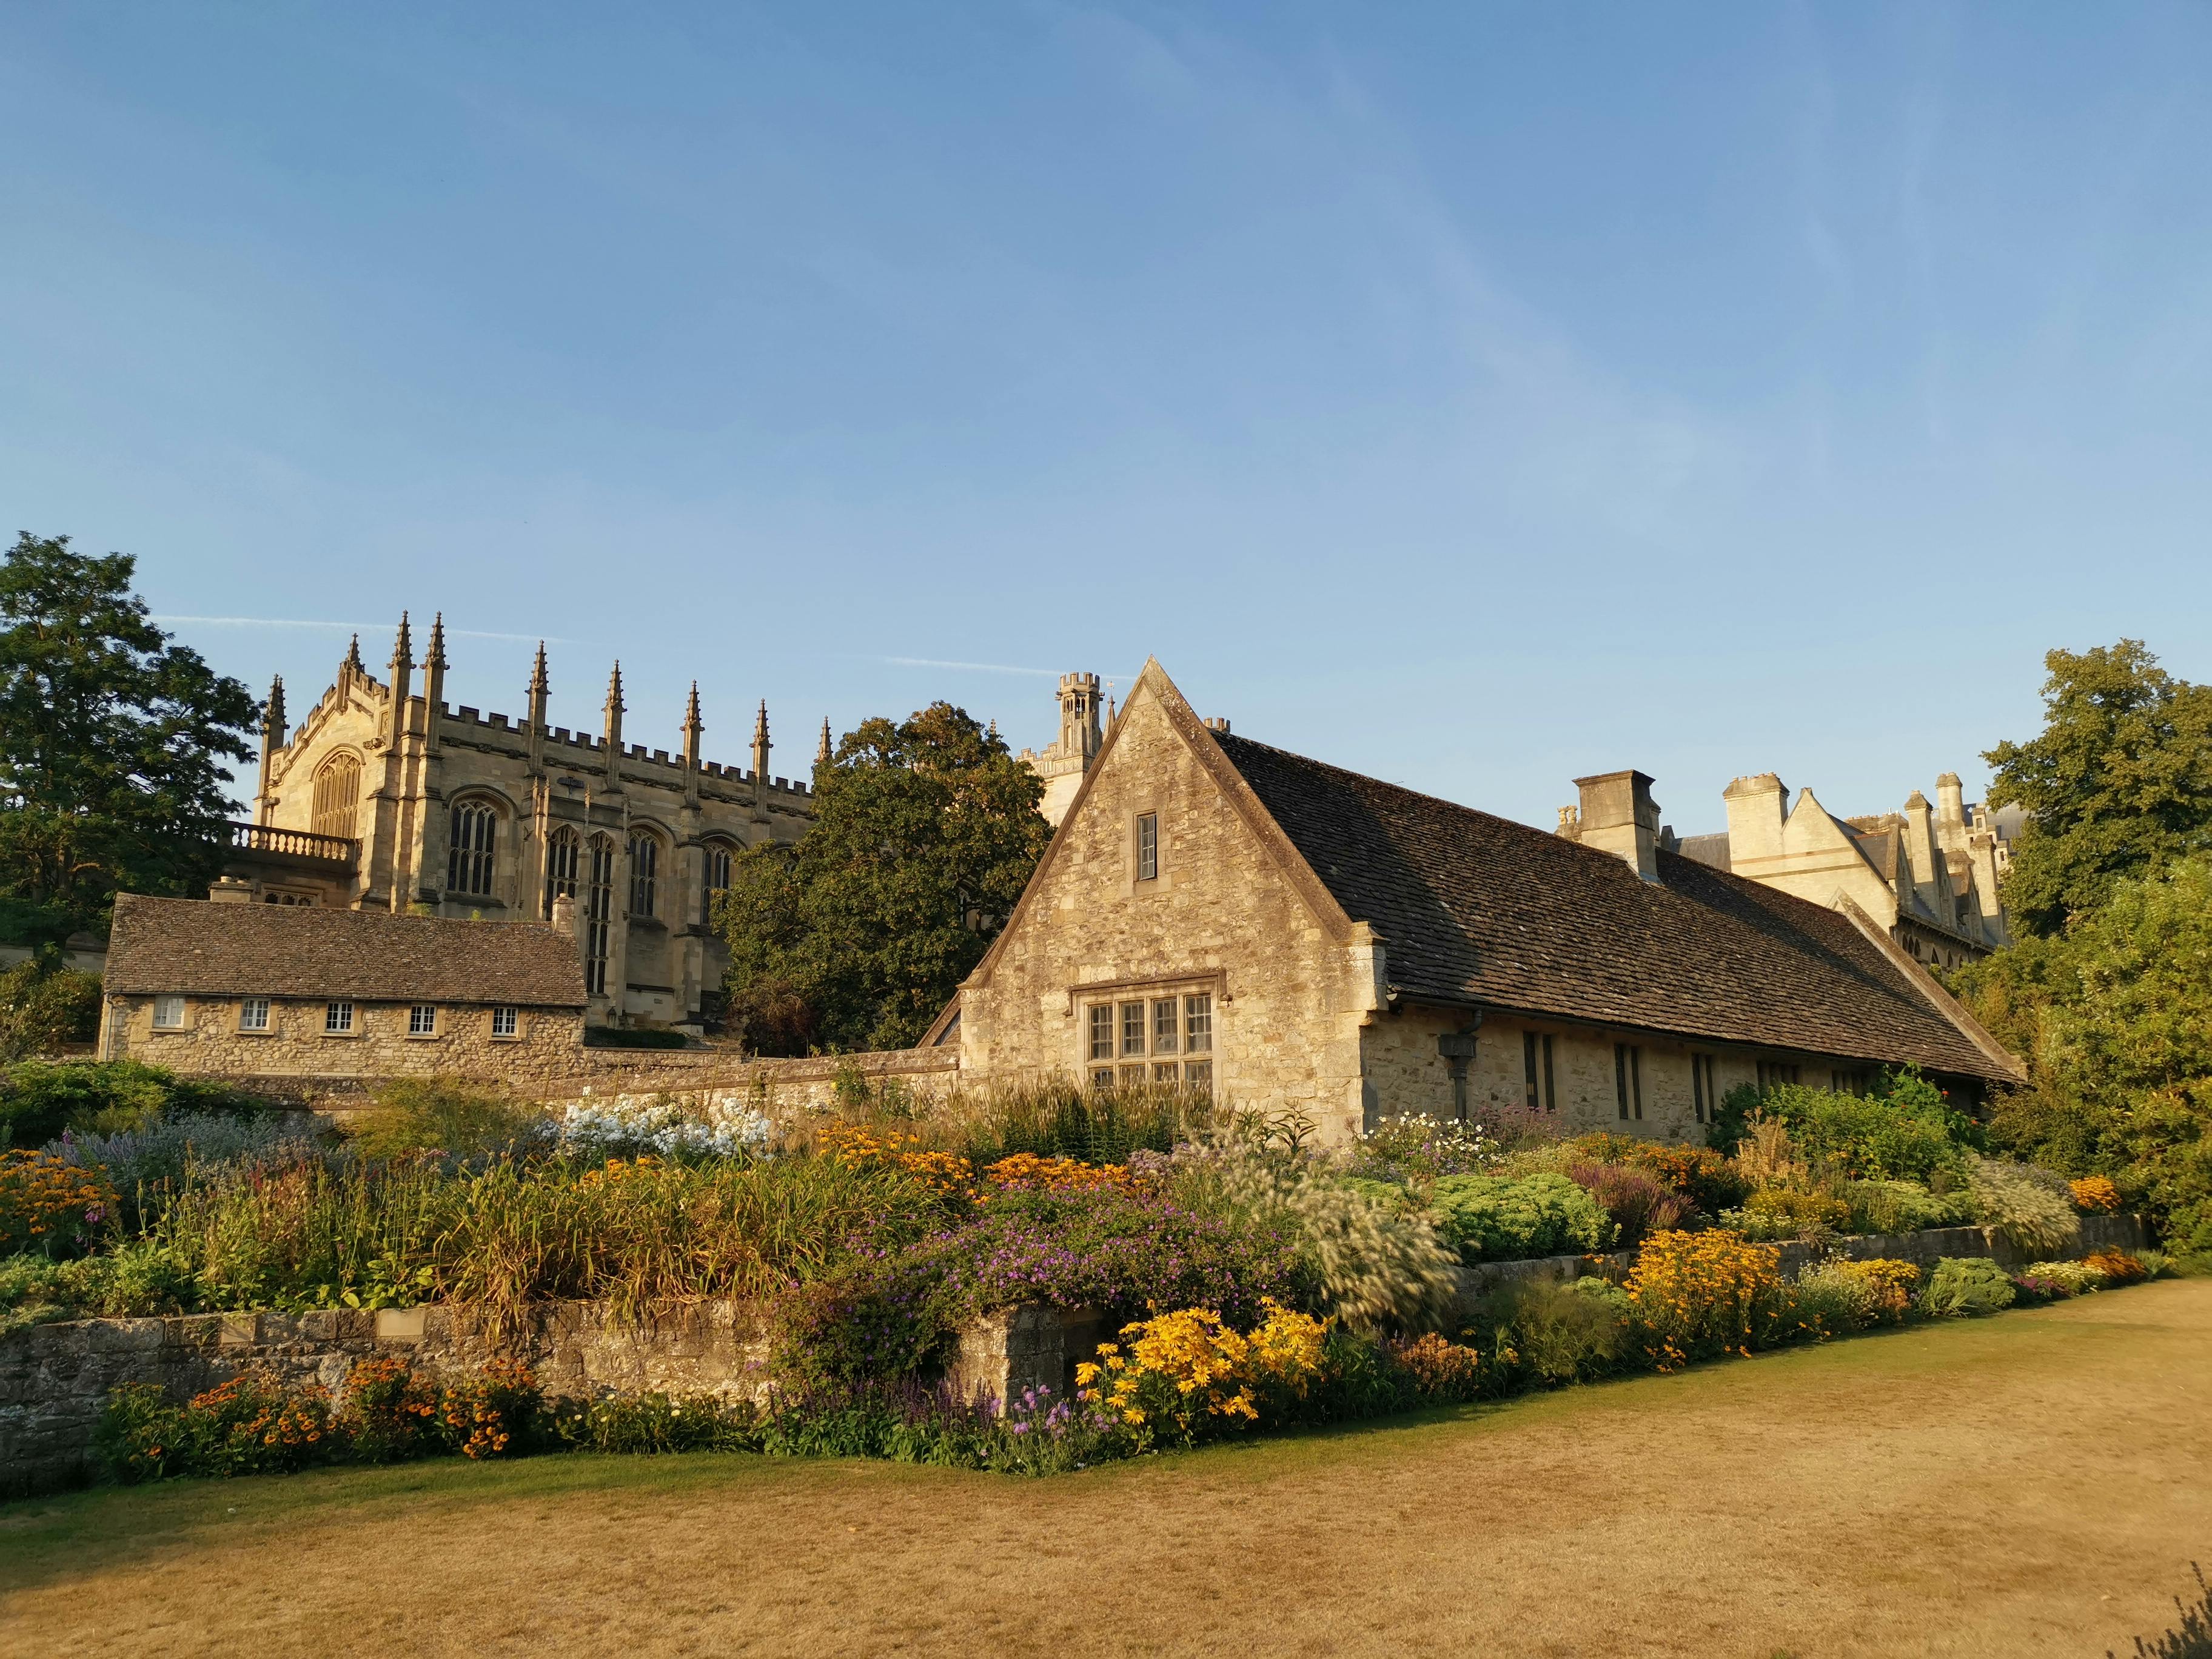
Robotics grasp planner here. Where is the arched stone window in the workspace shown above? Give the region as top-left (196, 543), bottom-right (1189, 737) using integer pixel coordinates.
top-left (311, 753), bottom-right (362, 840)
top-left (628, 831), bottom-right (659, 919)
top-left (702, 840), bottom-right (734, 923)
top-left (448, 801), bottom-right (498, 897)
top-left (545, 826), bottom-right (581, 916)
top-left (584, 834), bottom-right (616, 996)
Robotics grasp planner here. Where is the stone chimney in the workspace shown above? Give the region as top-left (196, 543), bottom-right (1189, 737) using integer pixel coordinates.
top-left (1572, 770), bottom-right (1663, 883)
top-left (1722, 773), bottom-right (1788, 868)
top-left (1935, 771), bottom-right (1966, 833)
top-left (551, 892), bottom-right (578, 937)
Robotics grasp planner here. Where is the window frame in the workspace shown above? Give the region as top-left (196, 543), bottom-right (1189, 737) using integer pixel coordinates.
top-left (701, 840), bottom-right (736, 925)
top-left (1614, 1042), bottom-right (1643, 1121)
top-left (324, 1000), bottom-right (356, 1036)
top-left (490, 1005), bottom-right (520, 1040)
top-left (238, 997), bottom-right (271, 1034)
top-left (407, 1004), bottom-right (438, 1038)
top-left (1082, 986), bottom-right (1216, 1088)
top-left (583, 834), bottom-right (617, 996)
top-left (447, 800), bottom-right (499, 897)
top-left (1523, 1031), bottom-right (1555, 1113)
top-left (1134, 812), bottom-right (1158, 883)
top-left (151, 994), bottom-right (187, 1031)
top-left (628, 829), bottom-right (660, 919)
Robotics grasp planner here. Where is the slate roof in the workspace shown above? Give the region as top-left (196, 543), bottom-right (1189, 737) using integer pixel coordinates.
top-left (105, 894), bottom-right (588, 1008)
top-left (1672, 832), bottom-right (1732, 871)
top-left (1209, 733), bottom-right (2017, 1081)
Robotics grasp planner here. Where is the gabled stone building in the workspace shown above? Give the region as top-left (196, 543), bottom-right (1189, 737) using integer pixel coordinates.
top-left (946, 662), bottom-right (2023, 1145)
top-left (1667, 771), bottom-right (2011, 969)
top-left (98, 894), bottom-right (587, 1086)
top-left (222, 615), bottom-right (820, 1031)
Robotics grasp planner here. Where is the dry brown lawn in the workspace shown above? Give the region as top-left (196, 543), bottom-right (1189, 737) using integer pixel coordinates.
top-left (5, 1279), bottom-right (2211, 1659)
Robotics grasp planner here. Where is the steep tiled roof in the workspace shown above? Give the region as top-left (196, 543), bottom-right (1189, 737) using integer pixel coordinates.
top-left (1209, 733), bottom-right (2017, 1081)
top-left (1672, 832), bottom-right (1732, 871)
top-left (105, 895), bottom-right (588, 1007)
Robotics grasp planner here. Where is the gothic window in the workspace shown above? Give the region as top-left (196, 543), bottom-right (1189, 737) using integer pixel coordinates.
top-left (702, 841), bottom-right (734, 923)
top-left (545, 826), bottom-right (580, 915)
top-left (628, 831), bottom-right (659, 918)
top-left (311, 753), bottom-right (361, 840)
top-left (448, 802), bottom-right (497, 897)
top-left (584, 834), bottom-right (615, 996)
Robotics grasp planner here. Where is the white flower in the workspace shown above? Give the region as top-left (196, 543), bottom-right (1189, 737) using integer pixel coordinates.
top-left (557, 1090), bottom-right (773, 1158)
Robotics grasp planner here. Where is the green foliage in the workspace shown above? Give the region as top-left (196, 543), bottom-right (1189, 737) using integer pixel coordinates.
top-left (1708, 1083), bottom-right (1762, 1153)
top-left (1429, 1171), bottom-right (1615, 1263)
top-left (1755, 1078), bottom-right (1972, 1182)
top-left (945, 1076), bottom-right (1207, 1166)
top-left (1720, 1187), bottom-right (1853, 1244)
top-left (714, 702), bottom-right (1049, 1052)
top-left (0, 1059), bottom-right (264, 1147)
top-left (0, 532), bottom-right (259, 939)
top-left (1843, 1178), bottom-right (1974, 1236)
top-left (547, 1390), bottom-right (754, 1455)
top-left (1983, 640), bottom-right (2212, 937)
top-left (581, 1026), bottom-right (691, 1050)
top-left (1919, 1256), bottom-right (2017, 1318)
top-left (345, 1078), bottom-right (549, 1163)
top-left (1473, 1275), bottom-right (1630, 1386)
top-left (0, 963), bottom-right (101, 1062)
top-left (1963, 1154), bottom-right (2082, 1255)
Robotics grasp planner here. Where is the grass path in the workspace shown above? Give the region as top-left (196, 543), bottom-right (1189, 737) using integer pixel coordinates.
top-left (5, 1281), bottom-right (2211, 1658)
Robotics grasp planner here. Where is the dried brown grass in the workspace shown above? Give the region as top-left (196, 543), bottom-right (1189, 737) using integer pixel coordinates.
top-left (6, 1282), bottom-right (2211, 1658)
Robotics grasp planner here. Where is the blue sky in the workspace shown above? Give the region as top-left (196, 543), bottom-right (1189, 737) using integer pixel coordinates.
top-left (5, 4), bottom-right (2208, 831)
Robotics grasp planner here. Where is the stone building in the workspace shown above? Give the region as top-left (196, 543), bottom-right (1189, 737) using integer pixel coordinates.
top-left (1665, 772), bottom-right (2011, 970)
top-left (97, 893), bottom-right (586, 1085)
top-left (1016, 672), bottom-right (1106, 829)
top-left (944, 662), bottom-right (2023, 1145)
top-left (220, 615), bottom-right (819, 1031)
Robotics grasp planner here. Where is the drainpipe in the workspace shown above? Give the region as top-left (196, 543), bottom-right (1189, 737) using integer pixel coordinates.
top-left (1437, 1014), bottom-right (1484, 1122)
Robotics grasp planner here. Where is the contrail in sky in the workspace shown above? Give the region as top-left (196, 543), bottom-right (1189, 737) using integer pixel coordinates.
top-left (151, 615), bottom-right (590, 645)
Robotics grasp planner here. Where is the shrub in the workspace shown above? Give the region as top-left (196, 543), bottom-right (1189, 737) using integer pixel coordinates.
top-left (0, 962), bottom-right (101, 1062)
top-left (1385, 1332), bottom-right (1497, 1403)
top-left (2086, 1248), bottom-right (2149, 1284)
top-left (1610, 1141), bottom-right (1748, 1216)
top-left (2025, 1259), bottom-right (2106, 1295)
top-left (46, 1113), bottom-right (319, 1223)
top-left (350, 1079), bottom-right (550, 1163)
top-left (2070, 1175), bottom-right (2123, 1214)
top-left (104, 1370), bottom-right (340, 1479)
top-left (0, 1147), bottom-right (115, 1255)
top-left (340, 1355), bottom-right (445, 1463)
top-left (1430, 1172), bottom-right (1615, 1264)
top-left (0, 1238), bottom-right (197, 1331)
top-left (1965, 1155), bottom-right (2083, 1256)
top-left (1190, 1140), bottom-right (1460, 1333)
top-left (1346, 1114), bottom-right (1500, 1186)
top-left (439, 1358), bottom-right (540, 1458)
top-left (1920, 1256), bottom-right (2017, 1317)
top-left (557, 1091), bottom-right (769, 1161)
top-left (1843, 1179), bottom-right (1974, 1236)
top-left (1076, 1299), bottom-right (1327, 1449)
top-left (1473, 1276), bottom-right (1629, 1387)
top-left (1791, 1256), bottom-right (1920, 1332)
top-left (1754, 1076), bottom-right (1974, 1181)
top-left (1720, 1187), bottom-right (1852, 1244)
top-left (1566, 1162), bottom-right (1694, 1247)
top-left (2111, 1561), bottom-right (2212, 1659)
top-left (1, 1059), bottom-right (263, 1147)
top-left (583, 1025), bottom-right (691, 1049)
top-left (1623, 1230), bottom-right (1791, 1369)
top-left (548, 1389), bottom-right (752, 1455)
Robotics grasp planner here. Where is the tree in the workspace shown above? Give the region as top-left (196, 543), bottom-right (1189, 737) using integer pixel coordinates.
top-left (715, 701), bottom-right (1050, 1053)
top-left (1956, 854), bottom-right (2212, 1252)
top-left (0, 532), bottom-right (258, 949)
top-left (1984, 640), bottom-right (2212, 937)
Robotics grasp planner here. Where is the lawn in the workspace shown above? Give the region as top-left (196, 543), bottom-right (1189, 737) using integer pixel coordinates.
top-left (5, 1281), bottom-right (2210, 1659)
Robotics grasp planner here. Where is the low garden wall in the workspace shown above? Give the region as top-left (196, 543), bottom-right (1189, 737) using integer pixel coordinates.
top-left (1, 1293), bottom-right (1094, 1497)
top-left (0, 1215), bottom-right (2151, 1496)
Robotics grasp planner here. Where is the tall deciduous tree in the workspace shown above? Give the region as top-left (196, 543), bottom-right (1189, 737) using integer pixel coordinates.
top-left (0, 532), bottom-right (258, 948)
top-left (1984, 640), bottom-right (2212, 937)
top-left (716, 702), bottom-right (1050, 1053)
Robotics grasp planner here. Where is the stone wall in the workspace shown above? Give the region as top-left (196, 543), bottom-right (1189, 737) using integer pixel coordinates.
top-left (2, 1289), bottom-right (1036, 1498)
top-left (103, 992), bottom-right (586, 1093)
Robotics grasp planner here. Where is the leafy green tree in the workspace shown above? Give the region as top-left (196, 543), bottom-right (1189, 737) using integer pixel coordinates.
top-left (1984, 640), bottom-right (2212, 936)
top-left (0, 532), bottom-right (257, 949)
top-left (716, 701), bottom-right (1050, 1053)
top-left (1957, 854), bottom-right (2212, 1252)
